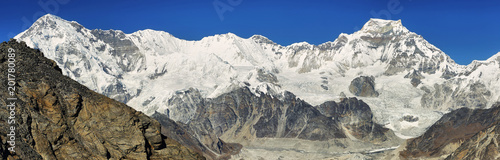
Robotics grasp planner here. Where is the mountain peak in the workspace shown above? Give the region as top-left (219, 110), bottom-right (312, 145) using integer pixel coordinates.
top-left (250, 35), bottom-right (276, 45)
top-left (15, 14), bottom-right (82, 41)
top-left (133, 29), bottom-right (172, 36)
top-left (35, 14), bottom-right (68, 24)
top-left (360, 18), bottom-right (409, 34)
top-left (486, 52), bottom-right (500, 62)
top-left (221, 32), bottom-right (239, 38)
top-left (28, 14), bottom-right (80, 32)
top-left (40, 13), bottom-right (61, 19)
top-left (250, 34), bottom-right (268, 40)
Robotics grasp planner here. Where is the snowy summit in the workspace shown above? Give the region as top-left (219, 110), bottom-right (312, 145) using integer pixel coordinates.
top-left (15, 14), bottom-right (500, 139)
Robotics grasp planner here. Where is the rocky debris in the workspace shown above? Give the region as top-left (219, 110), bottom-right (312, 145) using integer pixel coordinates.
top-left (250, 35), bottom-right (277, 45)
top-left (399, 104), bottom-right (500, 159)
top-left (400, 115), bottom-right (419, 122)
top-left (316, 98), bottom-right (395, 142)
top-left (0, 40), bottom-right (204, 160)
top-left (349, 76), bottom-right (379, 97)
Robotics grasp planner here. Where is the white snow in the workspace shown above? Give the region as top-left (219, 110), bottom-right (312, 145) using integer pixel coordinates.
top-left (14, 14), bottom-right (500, 138)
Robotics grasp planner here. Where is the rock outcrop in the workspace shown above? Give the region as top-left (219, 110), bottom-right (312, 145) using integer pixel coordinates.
top-left (316, 98), bottom-right (394, 143)
top-left (400, 103), bottom-right (500, 159)
top-left (202, 88), bottom-right (347, 141)
top-left (445, 123), bottom-right (500, 160)
top-left (404, 69), bottom-right (424, 87)
top-left (0, 40), bottom-right (204, 159)
top-left (155, 88), bottom-right (348, 147)
top-left (420, 81), bottom-right (491, 111)
top-left (151, 112), bottom-right (236, 160)
top-left (349, 76), bottom-right (379, 97)
top-left (151, 87), bottom-right (401, 159)
top-left (400, 115), bottom-right (419, 122)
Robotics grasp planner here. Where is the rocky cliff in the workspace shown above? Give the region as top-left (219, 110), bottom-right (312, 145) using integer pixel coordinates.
top-left (316, 97), bottom-right (390, 142)
top-left (445, 123), bottom-right (500, 160)
top-left (151, 87), bottom-right (401, 159)
top-left (0, 40), bottom-right (204, 159)
top-left (399, 103), bottom-right (500, 159)
top-left (152, 111), bottom-right (242, 160)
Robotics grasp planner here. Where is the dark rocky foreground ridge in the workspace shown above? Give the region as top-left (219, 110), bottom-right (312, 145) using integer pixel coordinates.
top-left (399, 103), bottom-right (500, 159)
top-left (0, 40), bottom-right (204, 159)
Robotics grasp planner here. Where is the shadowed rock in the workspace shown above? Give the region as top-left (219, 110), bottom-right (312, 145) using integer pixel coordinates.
top-left (400, 103), bottom-right (500, 159)
top-left (151, 87), bottom-right (400, 159)
top-left (316, 98), bottom-right (394, 142)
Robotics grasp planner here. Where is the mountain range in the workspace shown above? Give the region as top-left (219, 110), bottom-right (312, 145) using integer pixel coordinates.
top-left (10, 14), bottom-right (500, 159)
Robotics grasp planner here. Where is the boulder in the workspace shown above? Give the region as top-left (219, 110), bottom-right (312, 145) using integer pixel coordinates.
top-left (349, 76), bottom-right (379, 97)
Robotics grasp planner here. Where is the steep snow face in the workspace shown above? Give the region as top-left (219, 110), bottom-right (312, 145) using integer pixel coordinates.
top-left (15, 14), bottom-right (500, 138)
top-left (14, 14), bottom-right (132, 102)
top-left (15, 14), bottom-right (279, 116)
top-left (249, 19), bottom-right (472, 138)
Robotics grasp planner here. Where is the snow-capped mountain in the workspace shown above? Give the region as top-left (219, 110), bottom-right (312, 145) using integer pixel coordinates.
top-left (15, 14), bottom-right (500, 138)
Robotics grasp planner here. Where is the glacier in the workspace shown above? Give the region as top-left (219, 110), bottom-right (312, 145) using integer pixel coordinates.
top-left (15, 14), bottom-right (500, 139)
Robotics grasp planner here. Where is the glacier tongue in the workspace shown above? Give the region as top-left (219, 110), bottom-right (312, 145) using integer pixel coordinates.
top-left (15, 14), bottom-right (500, 138)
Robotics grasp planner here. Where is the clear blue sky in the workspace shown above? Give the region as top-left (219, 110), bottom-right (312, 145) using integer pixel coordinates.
top-left (1, 0), bottom-right (499, 64)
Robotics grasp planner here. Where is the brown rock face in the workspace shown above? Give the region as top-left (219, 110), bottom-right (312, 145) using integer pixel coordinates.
top-left (0, 40), bottom-right (204, 159)
top-left (400, 104), bottom-right (500, 159)
top-left (445, 123), bottom-right (500, 160)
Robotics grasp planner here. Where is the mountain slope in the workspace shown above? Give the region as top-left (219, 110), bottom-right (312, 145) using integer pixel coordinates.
top-left (445, 123), bottom-right (500, 160)
top-left (151, 88), bottom-right (401, 159)
top-left (0, 40), bottom-right (203, 159)
top-left (399, 103), bottom-right (500, 159)
top-left (14, 14), bottom-right (500, 139)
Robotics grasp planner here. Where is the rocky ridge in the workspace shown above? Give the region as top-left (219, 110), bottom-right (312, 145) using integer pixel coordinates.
top-left (399, 103), bottom-right (500, 159)
top-left (151, 87), bottom-right (401, 159)
top-left (445, 123), bottom-right (500, 160)
top-left (0, 40), bottom-right (203, 159)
